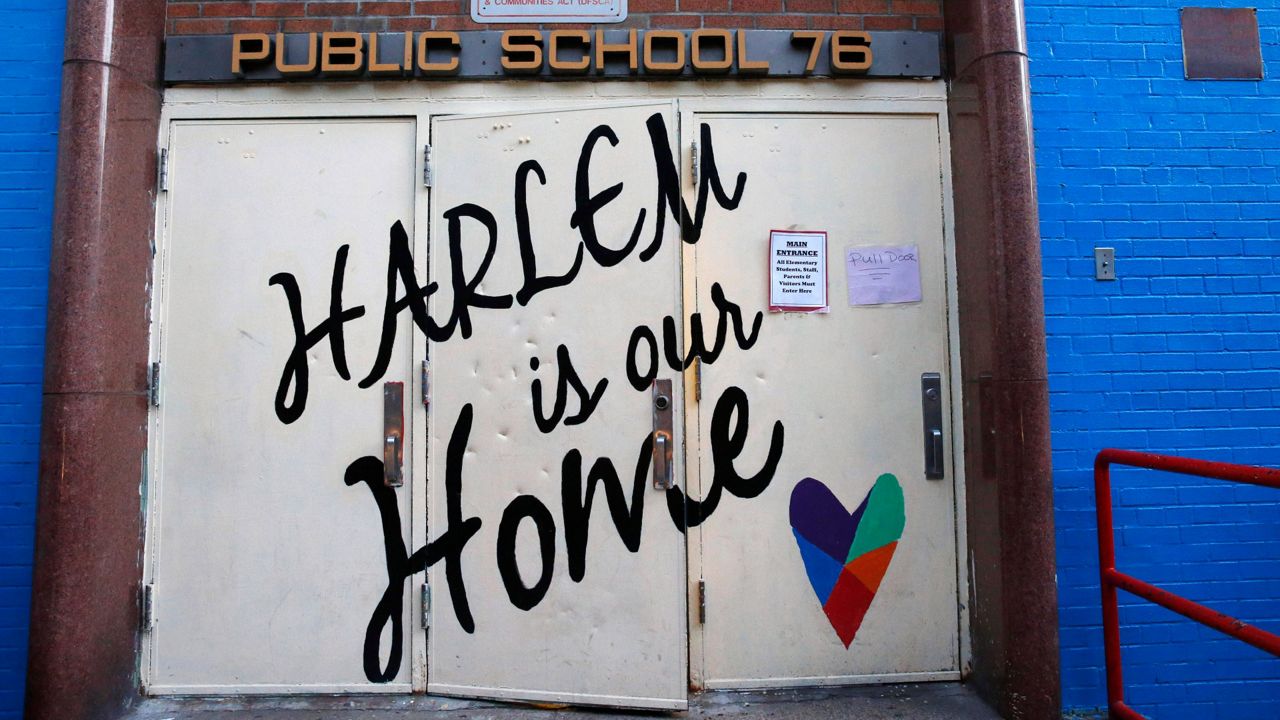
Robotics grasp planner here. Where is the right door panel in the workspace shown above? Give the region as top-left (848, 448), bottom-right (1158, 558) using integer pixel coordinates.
top-left (692, 113), bottom-right (959, 686)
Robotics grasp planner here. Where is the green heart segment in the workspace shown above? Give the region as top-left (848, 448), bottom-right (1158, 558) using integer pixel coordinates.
top-left (845, 473), bottom-right (906, 564)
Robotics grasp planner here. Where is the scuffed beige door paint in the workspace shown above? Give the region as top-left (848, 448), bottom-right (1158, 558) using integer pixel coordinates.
top-left (145, 118), bottom-right (417, 693)
top-left (143, 94), bottom-right (964, 703)
top-left (425, 103), bottom-right (689, 710)
top-left (686, 113), bottom-right (960, 688)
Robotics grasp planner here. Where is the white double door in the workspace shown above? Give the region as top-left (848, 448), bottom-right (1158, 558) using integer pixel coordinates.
top-left (146, 100), bottom-right (959, 708)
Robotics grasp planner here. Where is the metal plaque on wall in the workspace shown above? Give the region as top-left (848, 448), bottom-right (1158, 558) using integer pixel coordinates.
top-left (472, 0), bottom-right (626, 24)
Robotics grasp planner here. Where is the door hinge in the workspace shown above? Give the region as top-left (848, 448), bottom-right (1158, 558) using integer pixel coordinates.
top-left (692, 357), bottom-right (702, 403)
top-left (148, 362), bottom-right (161, 407)
top-left (423, 143), bottom-right (433, 187)
top-left (690, 139), bottom-right (699, 189)
top-left (697, 578), bottom-right (706, 624)
top-left (421, 360), bottom-right (430, 408)
top-left (421, 584), bottom-right (431, 629)
top-left (141, 583), bottom-right (156, 629)
top-left (158, 148), bottom-right (168, 192)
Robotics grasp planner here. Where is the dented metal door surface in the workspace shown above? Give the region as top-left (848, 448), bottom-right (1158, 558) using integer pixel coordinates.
top-left (146, 119), bottom-right (418, 692)
top-left (424, 103), bottom-right (688, 709)
top-left (687, 114), bottom-right (960, 687)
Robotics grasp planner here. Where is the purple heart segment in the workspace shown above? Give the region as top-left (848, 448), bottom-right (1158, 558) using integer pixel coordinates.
top-left (789, 477), bottom-right (865, 562)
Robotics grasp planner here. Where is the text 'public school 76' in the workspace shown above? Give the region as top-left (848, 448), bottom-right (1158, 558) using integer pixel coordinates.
top-left (230, 29), bottom-right (874, 77)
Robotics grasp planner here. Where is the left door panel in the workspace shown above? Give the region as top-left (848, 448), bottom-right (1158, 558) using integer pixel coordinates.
top-left (147, 119), bottom-right (418, 693)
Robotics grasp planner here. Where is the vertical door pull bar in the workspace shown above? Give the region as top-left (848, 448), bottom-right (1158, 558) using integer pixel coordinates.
top-left (652, 378), bottom-right (674, 490)
top-left (384, 381), bottom-right (405, 487)
top-left (921, 373), bottom-right (945, 479)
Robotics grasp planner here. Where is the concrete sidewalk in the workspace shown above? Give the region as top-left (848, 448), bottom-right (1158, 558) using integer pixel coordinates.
top-left (122, 683), bottom-right (1001, 719)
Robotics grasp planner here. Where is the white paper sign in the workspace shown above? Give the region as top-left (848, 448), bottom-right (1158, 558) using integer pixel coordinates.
top-left (846, 244), bottom-right (922, 306)
top-left (472, 0), bottom-right (626, 23)
top-left (769, 230), bottom-right (828, 312)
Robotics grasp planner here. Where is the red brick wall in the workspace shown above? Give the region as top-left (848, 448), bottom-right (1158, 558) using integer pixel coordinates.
top-left (166, 0), bottom-right (942, 36)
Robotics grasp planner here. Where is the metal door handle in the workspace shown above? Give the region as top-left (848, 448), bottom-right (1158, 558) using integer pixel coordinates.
top-left (385, 435), bottom-right (401, 481)
top-left (384, 381), bottom-right (404, 487)
top-left (921, 373), bottom-right (945, 480)
top-left (652, 378), bottom-right (674, 490)
top-left (654, 434), bottom-right (671, 488)
top-left (928, 428), bottom-right (943, 477)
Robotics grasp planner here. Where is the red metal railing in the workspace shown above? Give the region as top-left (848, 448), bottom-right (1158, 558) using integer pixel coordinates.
top-left (1094, 449), bottom-right (1280, 720)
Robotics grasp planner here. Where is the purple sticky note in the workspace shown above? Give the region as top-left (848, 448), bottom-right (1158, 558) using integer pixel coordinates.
top-left (846, 244), bottom-right (922, 306)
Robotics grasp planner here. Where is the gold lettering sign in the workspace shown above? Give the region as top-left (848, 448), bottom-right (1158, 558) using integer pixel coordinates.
top-left (831, 31), bottom-right (872, 73)
top-left (417, 31), bottom-right (461, 74)
top-left (226, 30), bottom-right (879, 78)
top-left (367, 32), bottom-right (403, 75)
top-left (791, 31), bottom-right (825, 73)
top-left (321, 32), bottom-right (364, 73)
top-left (737, 30), bottom-right (769, 74)
top-left (595, 29), bottom-right (638, 73)
top-left (276, 32), bottom-right (317, 74)
top-left (231, 33), bottom-right (269, 75)
top-left (691, 29), bottom-right (733, 73)
top-left (642, 31), bottom-right (685, 74)
top-left (548, 30), bottom-right (590, 74)
top-left (737, 30), bottom-right (762, 73)
top-left (502, 30), bottom-right (543, 73)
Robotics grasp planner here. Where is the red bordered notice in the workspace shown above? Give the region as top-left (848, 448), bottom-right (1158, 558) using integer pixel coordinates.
top-left (768, 229), bottom-right (829, 313)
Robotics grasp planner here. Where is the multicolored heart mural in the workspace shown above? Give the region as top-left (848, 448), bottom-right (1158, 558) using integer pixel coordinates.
top-left (789, 474), bottom-right (905, 648)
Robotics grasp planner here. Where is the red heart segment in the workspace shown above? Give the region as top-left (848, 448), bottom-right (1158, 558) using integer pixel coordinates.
top-left (822, 568), bottom-right (876, 648)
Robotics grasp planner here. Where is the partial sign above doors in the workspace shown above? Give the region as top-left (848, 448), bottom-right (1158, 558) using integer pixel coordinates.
top-left (163, 30), bottom-right (941, 83)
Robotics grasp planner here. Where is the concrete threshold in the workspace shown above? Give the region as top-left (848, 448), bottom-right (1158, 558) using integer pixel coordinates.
top-left (122, 683), bottom-right (1000, 719)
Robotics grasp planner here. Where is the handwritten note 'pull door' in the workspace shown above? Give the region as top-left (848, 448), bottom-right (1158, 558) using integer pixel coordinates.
top-left (425, 103), bottom-right (688, 710)
top-left (145, 119), bottom-right (418, 693)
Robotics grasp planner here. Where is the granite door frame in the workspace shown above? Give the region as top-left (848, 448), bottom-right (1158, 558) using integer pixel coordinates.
top-left (27, 3), bottom-right (1057, 717)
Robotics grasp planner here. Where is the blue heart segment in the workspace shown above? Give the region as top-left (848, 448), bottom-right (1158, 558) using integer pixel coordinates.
top-left (793, 529), bottom-right (844, 603)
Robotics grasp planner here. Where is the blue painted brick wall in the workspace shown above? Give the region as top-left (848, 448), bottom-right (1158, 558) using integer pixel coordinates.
top-left (0, 1), bottom-right (64, 717)
top-left (1027, 1), bottom-right (1280, 718)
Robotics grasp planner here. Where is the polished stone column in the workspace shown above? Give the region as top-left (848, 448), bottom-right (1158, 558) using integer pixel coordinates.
top-left (945, 2), bottom-right (1061, 718)
top-left (27, 1), bottom-right (166, 718)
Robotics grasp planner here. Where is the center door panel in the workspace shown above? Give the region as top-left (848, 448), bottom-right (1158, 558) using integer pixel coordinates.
top-left (425, 103), bottom-right (688, 710)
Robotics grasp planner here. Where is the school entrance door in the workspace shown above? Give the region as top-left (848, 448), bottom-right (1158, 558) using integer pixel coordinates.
top-left (424, 103), bottom-right (689, 709)
top-left (144, 97), bottom-right (960, 710)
